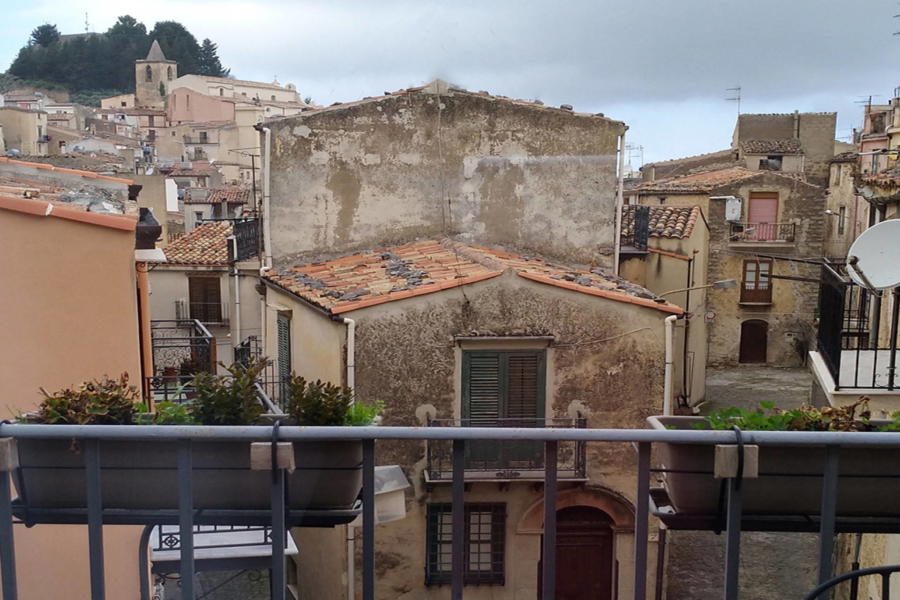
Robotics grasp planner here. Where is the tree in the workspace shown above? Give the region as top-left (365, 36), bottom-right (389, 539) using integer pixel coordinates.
top-left (106, 15), bottom-right (149, 91)
top-left (148, 21), bottom-right (201, 75)
top-left (30, 24), bottom-right (60, 47)
top-left (197, 39), bottom-right (229, 77)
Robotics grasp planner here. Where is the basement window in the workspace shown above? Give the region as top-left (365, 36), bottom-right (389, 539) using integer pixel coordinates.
top-left (425, 503), bottom-right (506, 586)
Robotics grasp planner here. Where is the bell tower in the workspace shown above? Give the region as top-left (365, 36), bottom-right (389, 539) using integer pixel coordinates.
top-left (135, 40), bottom-right (177, 109)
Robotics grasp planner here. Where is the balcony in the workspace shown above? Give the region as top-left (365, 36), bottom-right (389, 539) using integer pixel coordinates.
top-left (1, 424), bottom-right (899, 599)
top-left (175, 300), bottom-right (230, 327)
top-left (146, 319), bottom-right (216, 402)
top-left (182, 137), bottom-right (218, 145)
top-left (426, 417), bottom-right (587, 481)
top-left (729, 222), bottom-right (795, 245)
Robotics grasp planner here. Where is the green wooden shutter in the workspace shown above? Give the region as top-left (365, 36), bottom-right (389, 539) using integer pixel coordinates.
top-left (276, 313), bottom-right (291, 404)
top-left (463, 352), bottom-right (502, 426)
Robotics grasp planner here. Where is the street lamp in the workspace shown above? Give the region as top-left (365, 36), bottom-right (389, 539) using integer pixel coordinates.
top-left (658, 279), bottom-right (737, 299)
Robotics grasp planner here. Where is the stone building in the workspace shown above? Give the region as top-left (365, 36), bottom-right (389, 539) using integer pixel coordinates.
top-left (628, 166), bottom-right (825, 368)
top-left (264, 80), bottom-right (627, 268)
top-left (135, 40), bottom-right (177, 110)
top-left (261, 239), bottom-right (681, 600)
top-left (0, 106), bottom-right (48, 155)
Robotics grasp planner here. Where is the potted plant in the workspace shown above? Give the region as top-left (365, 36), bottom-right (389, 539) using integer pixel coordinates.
top-left (13, 362), bottom-right (380, 516)
top-left (648, 400), bottom-right (900, 517)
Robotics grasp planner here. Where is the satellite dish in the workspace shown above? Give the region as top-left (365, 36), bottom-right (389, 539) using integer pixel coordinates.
top-left (846, 219), bottom-right (900, 290)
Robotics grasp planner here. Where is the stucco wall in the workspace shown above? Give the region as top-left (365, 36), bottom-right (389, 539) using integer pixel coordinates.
top-left (267, 87), bottom-right (625, 267)
top-left (0, 108), bottom-right (47, 155)
top-left (340, 272), bottom-right (665, 598)
top-left (706, 175), bottom-right (824, 367)
top-left (0, 207), bottom-right (144, 599)
top-left (167, 87), bottom-right (235, 125)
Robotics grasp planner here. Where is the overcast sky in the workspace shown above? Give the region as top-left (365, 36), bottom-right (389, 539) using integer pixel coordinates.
top-left (3, 0), bottom-right (898, 166)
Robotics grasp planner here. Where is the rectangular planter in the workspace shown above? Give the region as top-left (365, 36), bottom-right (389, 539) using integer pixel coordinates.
top-left (13, 439), bottom-right (362, 512)
top-left (648, 415), bottom-right (900, 517)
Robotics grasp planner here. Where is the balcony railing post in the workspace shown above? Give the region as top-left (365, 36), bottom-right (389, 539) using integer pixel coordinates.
top-left (634, 442), bottom-right (650, 600)
top-left (85, 439), bottom-right (105, 600)
top-left (271, 440), bottom-right (286, 600)
top-left (817, 446), bottom-right (840, 590)
top-left (0, 465), bottom-right (17, 600)
top-left (363, 439), bottom-right (375, 600)
top-left (723, 475), bottom-right (743, 600)
top-left (177, 440), bottom-right (195, 600)
top-left (541, 440), bottom-right (558, 600)
top-left (451, 439), bottom-right (465, 600)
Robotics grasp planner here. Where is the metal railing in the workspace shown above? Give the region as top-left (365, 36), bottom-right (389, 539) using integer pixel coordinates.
top-left (803, 564), bottom-right (900, 600)
top-left (816, 262), bottom-right (900, 390)
top-left (229, 219), bottom-right (260, 262)
top-left (3, 425), bottom-right (900, 600)
top-left (426, 417), bottom-right (586, 480)
top-left (147, 320), bottom-right (216, 401)
top-left (729, 222), bottom-right (796, 243)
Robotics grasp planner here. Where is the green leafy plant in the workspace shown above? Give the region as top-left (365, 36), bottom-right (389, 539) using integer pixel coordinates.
top-left (286, 375), bottom-right (380, 426)
top-left (36, 374), bottom-right (139, 425)
top-left (696, 398), bottom-right (900, 432)
top-left (189, 358), bottom-right (268, 426)
top-left (178, 358), bottom-right (204, 378)
top-left (135, 402), bottom-right (196, 425)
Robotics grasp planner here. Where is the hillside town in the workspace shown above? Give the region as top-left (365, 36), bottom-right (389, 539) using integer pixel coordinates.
top-left (2, 10), bottom-right (900, 600)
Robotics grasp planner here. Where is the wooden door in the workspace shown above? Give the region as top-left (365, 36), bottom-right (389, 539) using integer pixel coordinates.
top-left (739, 320), bottom-right (768, 363)
top-left (748, 193), bottom-right (778, 240)
top-left (540, 506), bottom-right (614, 600)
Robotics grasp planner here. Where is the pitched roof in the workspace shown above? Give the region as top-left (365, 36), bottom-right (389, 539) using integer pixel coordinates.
top-left (0, 157), bottom-right (133, 184)
top-left (264, 239), bottom-right (682, 315)
top-left (0, 195), bottom-right (135, 231)
top-left (631, 167), bottom-right (762, 194)
top-left (162, 221), bottom-right (232, 266)
top-left (642, 148), bottom-right (734, 168)
top-left (144, 40), bottom-right (171, 62)
top-left (740, 138), bottom-right (802, 155)
top-left (832, 151), bottom-right (858, 163)
top-left (621, 205), bottom-right (701, 239)
top-left (183, 186), bottom-right (251, 205)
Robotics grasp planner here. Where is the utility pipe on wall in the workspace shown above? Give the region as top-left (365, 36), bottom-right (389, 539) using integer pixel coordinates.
top-left (663, 314), bottom-right (681, 415)
top-left (613, 128), bottom-right (627, 275)
top-left (342, 317), bottom-right (356, 392)
top-left (343, 315), bottom-right (357, 600)
top-left (255, 124), bottom-right (273, 353)
top-left (230, 237), bottom-right (241, 348)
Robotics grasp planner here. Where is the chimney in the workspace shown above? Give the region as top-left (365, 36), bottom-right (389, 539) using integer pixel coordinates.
top-left (135, 207), bottom-right (162, 250)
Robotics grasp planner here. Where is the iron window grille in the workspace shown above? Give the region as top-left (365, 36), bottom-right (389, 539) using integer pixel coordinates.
top-left (425, 503), bottom-right (506, 586)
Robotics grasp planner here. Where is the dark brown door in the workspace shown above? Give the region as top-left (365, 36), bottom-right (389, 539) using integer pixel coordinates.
top-left (739, 320), bottom-right (768, 363)
top-left (540, 506), bottom-right (614, 600)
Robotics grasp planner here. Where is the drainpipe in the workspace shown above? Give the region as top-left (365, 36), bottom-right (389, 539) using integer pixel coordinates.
top-left (613, 128), bottom-right (627, 275)
top-left (342, 317), bottom-right (356, 391)
top-left (255, 124), bottom-right (273, 353)
top-left (663, 314), bottom-right (681, 415)
top-left (230, 236), bottom-right (241, 351)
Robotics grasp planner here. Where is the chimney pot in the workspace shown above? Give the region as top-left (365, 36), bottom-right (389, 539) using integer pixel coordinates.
top-left (135, 207), bottom-right (162, 250)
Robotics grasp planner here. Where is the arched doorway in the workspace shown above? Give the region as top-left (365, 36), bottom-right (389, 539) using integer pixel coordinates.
top-left (540, 506), bottom-right (614, 600)
top-left (739, 319), bottom-right (768, 363)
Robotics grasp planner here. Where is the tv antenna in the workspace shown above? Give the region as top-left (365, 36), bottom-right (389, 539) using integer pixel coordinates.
top-left (725, 86), bottom-right (741, 115)
top-left (84, 12), bottom-right (90, 33)
top-left (855, 95), bottom-right (881, 109)
top-left (626, 143), bottom-right (644, 170)
top-left (846, 220), bottom-right (900, 291)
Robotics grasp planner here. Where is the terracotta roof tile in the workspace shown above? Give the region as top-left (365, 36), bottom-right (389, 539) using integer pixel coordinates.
top-left (632, 167), bottom-right (762, 193)
top-left (621, 205), bottom-right (701, 240)
top-left (183, 186), bottom-right (252, 205)
top-left (740, 138), bottom-right (802, 154)
top-left (163, 221), bottom-right (232, 266)
top-left (264, 239), bottom-right (682, 315)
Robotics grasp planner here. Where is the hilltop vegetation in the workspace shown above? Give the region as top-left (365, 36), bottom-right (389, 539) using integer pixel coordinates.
top-left (4, 16), bottom-right (230, 102)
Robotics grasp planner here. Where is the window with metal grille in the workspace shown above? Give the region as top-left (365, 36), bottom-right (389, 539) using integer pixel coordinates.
top-left (188, 277), bottom-right (222, 323)
top-left (740, 259), bottom-right (772, 304)
top-left (425, 503), bottom-right (506, 586)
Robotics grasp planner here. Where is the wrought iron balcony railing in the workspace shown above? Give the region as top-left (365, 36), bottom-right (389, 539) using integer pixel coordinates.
top-left (729, 222), bottom-right (796, 243)
top-left (426, 417), bottom-right (586, 481)
top-left (147, 319), bottom-right (216, 401)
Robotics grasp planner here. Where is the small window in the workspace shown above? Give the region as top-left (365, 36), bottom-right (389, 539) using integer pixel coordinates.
top-left (145, 65), bottom-right (153, 82)
top-left (219, 88), bottom-right (224, 96)
top-left (121, 101), bottom-right (126, 107)
top-left (241, 92), bottom-right (247, 97)
top-left (167, 66), bottom-right (173, 81)
top-left (271, 95), bottom-right (276, 101)
top-left (838, 206), bottom-right (846, 236)
top-left (741, 259), bottom-right (772, 304)
top-left (658, 196), bottom-right (667, 205)
top-left (425, 503), bottom-right (505, 586)
top-left (199, 131), bottom-right (208, 143)
top-left (188, 277), bottom-right (223, 324)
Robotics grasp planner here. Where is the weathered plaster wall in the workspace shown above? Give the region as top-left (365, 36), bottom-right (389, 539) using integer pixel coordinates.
top-left (336, 271), bottom-right (669, 599)
top-left (706, 175), bottom-right (825, 367)
top-left (735, 113), bottom-right (836, 186)
top-left (823, 162), bottom-right (859, 259)
top-left (267, 87), bottom-right (625, 267)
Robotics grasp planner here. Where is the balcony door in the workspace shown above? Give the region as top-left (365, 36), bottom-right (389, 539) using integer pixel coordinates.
top-left (462, 350), bottom-right (546, 468)
top-left (748, 193), bottom-right (778, 241)
top-left (539, 506), bottom-right (614, 600)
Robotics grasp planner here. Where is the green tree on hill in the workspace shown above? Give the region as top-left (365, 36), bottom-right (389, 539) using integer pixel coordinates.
top-left (29, 24), bottom-right (60, 47)
top-left (198, 39), bottom-right (229, 77)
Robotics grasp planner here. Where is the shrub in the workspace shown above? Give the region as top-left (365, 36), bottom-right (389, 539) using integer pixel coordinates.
top-left (286, 376), bottom-right (381, 426)
top-left (189, 358), bottom-right (268, 426)
top-left (698, 398), bottom-right (900, 432)
top-left (37, 374), bottom-right (139, 425)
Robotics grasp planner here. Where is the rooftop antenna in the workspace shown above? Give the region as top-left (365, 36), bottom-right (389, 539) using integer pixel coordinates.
top-left (626, 143), bottom-right (644, 170)
top-left (726, 86), bottom-right (741, 116)
top-left (84, 12), bottom-right (89, 33)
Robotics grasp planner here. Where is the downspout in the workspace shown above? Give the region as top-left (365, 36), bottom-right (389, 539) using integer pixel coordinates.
top-left (343, 315), bottom-right (356, 600)
top-left (255, 124), bottom-right (272, 353)
top-left (613, 127), bottom-right (627, 275)
top-left (663, 314), bottom-right (681, 415)
top-left (682, 257), bottom-right (694, 406)
top-left (230, 236), bottom-right (241, 351)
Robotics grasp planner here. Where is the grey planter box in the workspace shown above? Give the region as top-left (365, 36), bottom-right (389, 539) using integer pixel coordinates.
top-left (648, 415), bottom-right (900, 517)
top-left (14, 439), bottom-right (362, 511)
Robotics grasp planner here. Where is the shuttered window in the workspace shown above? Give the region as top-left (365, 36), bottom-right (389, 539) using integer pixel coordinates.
top-left (425, 503), bottom-right (506, 586)
top-left (276, 313), bottom-right (291, 404)
top-left (187, 277), bottom-right (222, 323)
top-left (462, 351), bottom-right (545, 425)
